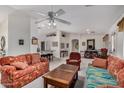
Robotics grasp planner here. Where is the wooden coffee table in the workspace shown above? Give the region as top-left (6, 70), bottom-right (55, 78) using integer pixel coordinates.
top-left (42, 64), bottom-right (79, 88)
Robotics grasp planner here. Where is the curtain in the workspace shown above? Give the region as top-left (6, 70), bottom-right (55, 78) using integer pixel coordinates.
top-left (117, 17), bottom-right (124, 32)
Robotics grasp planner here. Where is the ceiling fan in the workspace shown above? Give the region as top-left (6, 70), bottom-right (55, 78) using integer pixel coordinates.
top-left (35, 8), bottom-right (71, 26)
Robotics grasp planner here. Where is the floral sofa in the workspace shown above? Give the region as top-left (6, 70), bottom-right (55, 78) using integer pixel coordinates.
top-left (86, 55), bottom-right (124, 88)
top-left (0, 53), bottom-right (49, 88)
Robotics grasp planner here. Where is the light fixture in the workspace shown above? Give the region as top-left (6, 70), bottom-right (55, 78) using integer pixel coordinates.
top-left (48, 20), bottom-right (56, 28)
top-left (53, 22), bottom-right (56, 26)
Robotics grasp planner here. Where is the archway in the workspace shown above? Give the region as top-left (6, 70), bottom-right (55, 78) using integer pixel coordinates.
top-left (72, 39), bottom-right (79, 52)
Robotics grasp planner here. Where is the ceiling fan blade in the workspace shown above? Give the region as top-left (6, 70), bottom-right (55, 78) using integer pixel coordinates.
top-left (55, 9), bottom-right (65, 16)
top-left (31, 10), bottom-right (47, 17)
top-left (36, 12), bottom-right (47, 17)
top-left (35, 18), bottom-right (49, 24)
top-left (55, 18), bottom-right (71, 25)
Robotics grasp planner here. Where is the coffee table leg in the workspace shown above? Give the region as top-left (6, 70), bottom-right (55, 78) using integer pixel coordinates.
top-left (44, 79), bottom-right (48, 88)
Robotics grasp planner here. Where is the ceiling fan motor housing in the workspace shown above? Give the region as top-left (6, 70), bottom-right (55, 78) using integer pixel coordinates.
top-left (48, 11), bottom-right (55, 19)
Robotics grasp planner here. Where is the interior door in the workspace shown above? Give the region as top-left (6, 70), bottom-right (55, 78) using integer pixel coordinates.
top-left (41, 41), bottom-right (45, 51)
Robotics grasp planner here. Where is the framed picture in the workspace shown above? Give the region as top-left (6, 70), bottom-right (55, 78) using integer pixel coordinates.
top-left (61, 43), bottom-right (65, 49)
top-left (19, 39), bottom-right (24, 45)
top-left (52, 42), bottom-right (58, 47)
top-left (66, 43), bottom-right (69, 48)
top-left (82, 42), bottom-right (85, 46)
top-left (32, 37), bottom-right (38, 45)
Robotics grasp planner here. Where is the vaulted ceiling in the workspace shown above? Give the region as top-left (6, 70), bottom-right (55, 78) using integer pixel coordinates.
top-left (0, 5), bottom-right (124, 34)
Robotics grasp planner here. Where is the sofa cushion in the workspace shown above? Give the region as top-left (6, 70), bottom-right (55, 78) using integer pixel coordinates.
top-left (117, 68), bottom-right (124, 87)
top-left (25, 54), bottom-right (32, 65)
top-left (10, 62), bottom-right (28, 70)
top-left (15, 55), bottom-right (27, 63)
top-left (108, 58), bottom-right (124, 77)
top-left (86, 66), bottom-right (117, 88)
top-left (87, 74), bottom-right (117, 88)
top-left (31, 53), bottom-right (41, 64)
top-left (0, 56), bottom-right (15, 66)
top-left (87, 66), bottom-right (113, 79)
top-left (107, 55), bottom-right (119, 68)
top-left (92, 58), bottom-right (107, 69)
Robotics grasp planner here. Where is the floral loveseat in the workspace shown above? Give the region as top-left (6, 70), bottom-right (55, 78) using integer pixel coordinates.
top-left (86, 55), bottom-right (124, 88)
top-left (0, 53), bottom-right (49, 88)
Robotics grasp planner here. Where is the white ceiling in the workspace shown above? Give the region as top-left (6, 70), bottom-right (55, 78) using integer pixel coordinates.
top-left (0, 5), bottom-right (124, 34)
top-left (0, 6), bottom-right (14, 23)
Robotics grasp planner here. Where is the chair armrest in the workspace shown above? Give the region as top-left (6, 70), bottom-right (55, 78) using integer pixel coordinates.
top-left (66, 59), bottom-right (69, 61)
top-left (40, 57), bottom-right (48, 62)
top-left (78, 59), bottom-right (81, 62)
top-left (0, 65), bottom-right (2, 72)
top-left (1, 65), bottom-right (16, 74)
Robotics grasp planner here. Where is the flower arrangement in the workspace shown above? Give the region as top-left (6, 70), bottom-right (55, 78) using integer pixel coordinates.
top-left (101, 48), bottom-right (108, 52)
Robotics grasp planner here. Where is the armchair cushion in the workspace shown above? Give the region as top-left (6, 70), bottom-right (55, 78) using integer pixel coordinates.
top-left (69, 60), bottom-right (79, 62)
top-left (10, 62), bottom-right (28, 70)
top-left (92, 58), bottom-right (107, 69)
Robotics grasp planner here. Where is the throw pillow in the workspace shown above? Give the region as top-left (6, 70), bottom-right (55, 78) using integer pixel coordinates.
top-left (92, 57), bottom-right (107, 69)
top-left (10, 62), bottom-right (28, 70)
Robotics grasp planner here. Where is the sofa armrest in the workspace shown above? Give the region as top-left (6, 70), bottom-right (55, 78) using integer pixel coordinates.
top-left (11, 66), bottom-right (36, 80)
top-left (40, 57), bottom-right (48, 62)
top-left (1, 65), bottom-right (16, 74)
top-left (88, 63), bottom-right (93, 66)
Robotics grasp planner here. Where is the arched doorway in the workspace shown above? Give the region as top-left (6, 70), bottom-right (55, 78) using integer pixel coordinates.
top-left (72, 39), bottom-right (79, 52)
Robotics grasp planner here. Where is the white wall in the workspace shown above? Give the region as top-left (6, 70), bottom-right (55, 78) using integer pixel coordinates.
top-left (69, 34), bottom-right (81, 52)
top-left (68, 34), bottom-right (104, 53)
top-left (60, 33), bottom-right (69, 50)
top-left (30, 18), bottom-right (46, 53)
top-left (0, 17), bottom-right (8, 54)
top-left (80, 34), bottom-right (104, 51)
top-left (8, 11), bottom-right (31, 56)
top-left (45, 31), bottom-right (61, 58)
top-left (109, 13), bottom-right (124, 58)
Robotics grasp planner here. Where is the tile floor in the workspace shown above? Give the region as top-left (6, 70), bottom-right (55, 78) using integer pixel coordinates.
top-left (0, 57), bottom-right (93, 88)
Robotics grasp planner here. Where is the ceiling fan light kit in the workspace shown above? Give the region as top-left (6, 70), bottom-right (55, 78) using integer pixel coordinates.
top-left (34, 8), bottom-right (71, 29)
